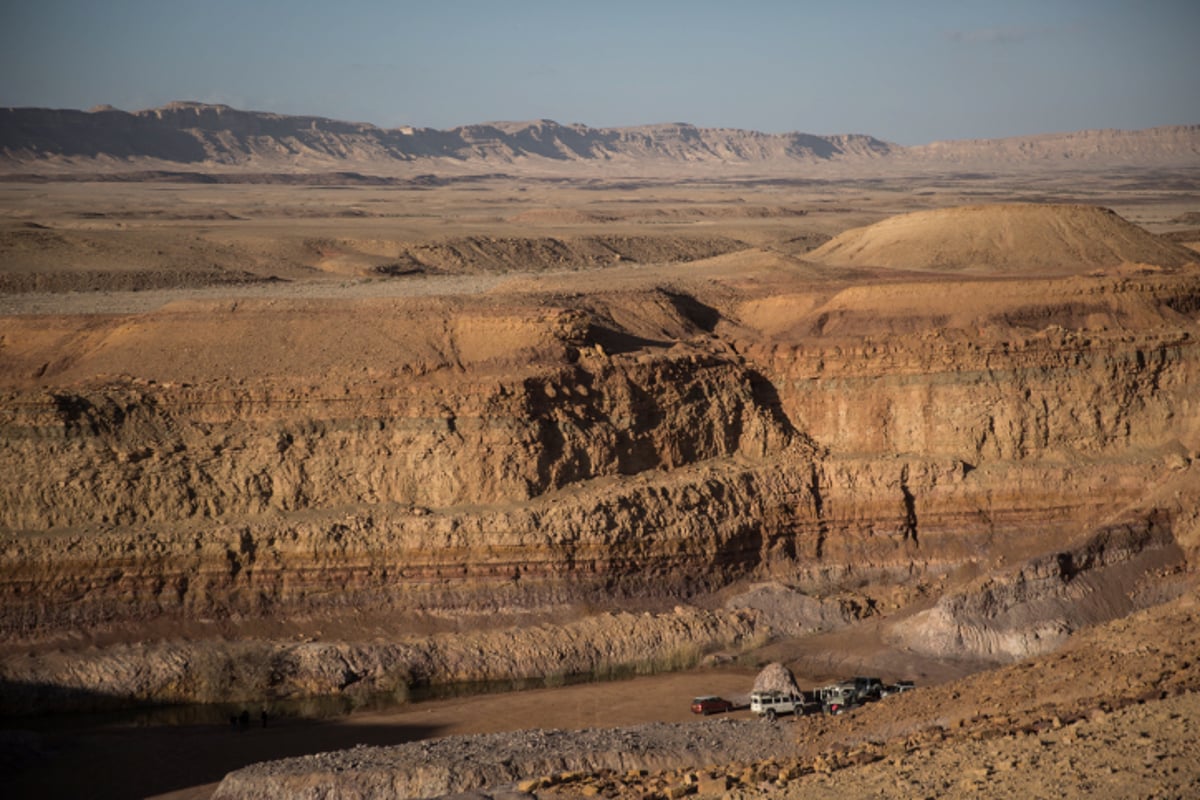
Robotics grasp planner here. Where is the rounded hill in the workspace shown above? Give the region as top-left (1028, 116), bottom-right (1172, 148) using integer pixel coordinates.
top-left (806, 203), bottom-right (1196, 274)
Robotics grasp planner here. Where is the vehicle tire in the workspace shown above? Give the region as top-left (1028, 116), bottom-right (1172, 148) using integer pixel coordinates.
top-left (766, 708), bottom-right (777, 722)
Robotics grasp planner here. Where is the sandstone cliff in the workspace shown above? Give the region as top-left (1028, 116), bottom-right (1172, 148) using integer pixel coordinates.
top-left (1, 204), bottom-right (1197, 712)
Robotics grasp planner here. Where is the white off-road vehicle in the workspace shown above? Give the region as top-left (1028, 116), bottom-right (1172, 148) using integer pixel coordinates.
top-left (749, 690), bottom-right (807, 720)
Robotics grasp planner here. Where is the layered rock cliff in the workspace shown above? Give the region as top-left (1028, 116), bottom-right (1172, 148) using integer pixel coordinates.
top-left (2, 205), bottom-right (1197, 711)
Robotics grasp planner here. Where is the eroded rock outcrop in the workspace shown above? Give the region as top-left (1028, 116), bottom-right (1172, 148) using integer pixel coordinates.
top-left (884, 503), bottom-right (1193, 661)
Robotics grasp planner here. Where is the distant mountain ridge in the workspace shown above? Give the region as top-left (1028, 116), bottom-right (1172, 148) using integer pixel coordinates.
top-left (1, 101), bottom-right (1197, 174)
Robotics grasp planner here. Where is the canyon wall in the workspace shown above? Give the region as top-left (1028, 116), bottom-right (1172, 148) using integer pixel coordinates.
top-left (3, 271), bottom-right (1196, 633)
top-left (2, 244), bottom-right (1198, 709)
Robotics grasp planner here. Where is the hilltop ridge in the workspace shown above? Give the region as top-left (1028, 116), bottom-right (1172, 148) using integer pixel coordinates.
top-left (1, 102), bottom-right (1196, 175)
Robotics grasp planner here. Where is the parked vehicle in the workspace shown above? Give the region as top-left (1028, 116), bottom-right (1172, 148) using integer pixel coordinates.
top-left (750, 690), bottom-right (809, 720)
top-left (691, 695), bottom-right (735, 715)
top-left (880, 680), bottom-right (916, 698)
top-left (853, 676), bottom-right (885, 702)
top-left (816, 682), bottom-right (860, 715)
top-left (804, 676), bottom-right (912, 714)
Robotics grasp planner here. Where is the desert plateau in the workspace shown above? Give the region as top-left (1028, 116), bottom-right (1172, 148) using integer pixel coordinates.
top-left (1, 104), bottom-right (1199, 799)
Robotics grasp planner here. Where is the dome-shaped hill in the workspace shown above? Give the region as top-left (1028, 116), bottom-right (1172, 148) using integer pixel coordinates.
top-left (807, 204), bottom-right (1196, 274)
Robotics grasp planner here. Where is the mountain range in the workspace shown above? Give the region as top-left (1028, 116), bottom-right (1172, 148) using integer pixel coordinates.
top-left (1, 101), bottom-right (1197, 175)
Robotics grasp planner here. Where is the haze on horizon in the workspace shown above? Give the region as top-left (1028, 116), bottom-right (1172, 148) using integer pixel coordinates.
top-left (1, 0), bottom-right (1198, 146)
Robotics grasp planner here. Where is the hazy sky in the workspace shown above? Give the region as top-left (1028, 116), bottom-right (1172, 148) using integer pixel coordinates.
top-left (1, 0), bottom-right (1197, 144)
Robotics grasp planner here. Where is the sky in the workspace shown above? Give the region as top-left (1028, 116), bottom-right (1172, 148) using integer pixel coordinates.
top-left (0, 0), bottom-right (1197, 145)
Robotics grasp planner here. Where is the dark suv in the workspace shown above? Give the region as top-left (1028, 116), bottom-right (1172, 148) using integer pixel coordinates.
top-left (853, 677), bottom-right (884, 702)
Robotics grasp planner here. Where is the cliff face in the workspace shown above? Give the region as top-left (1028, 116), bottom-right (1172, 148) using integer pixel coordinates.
top-left (0, 295), bottom-right (811, 638)
top-left (1, 353), bottom-right (791, 529)
top-left (732, 265), bottom-right (1200, 663)
top-left (2, 202), bottom-right (1197, 709)
top-left (0, 103), bottom-right (894, 169)
top-left (744, 280), bottom-right (1200, 462)
top-left (2, 271), bottom-right (1197, 642)
top-left (2, 102), bottom-right (1196, 172)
